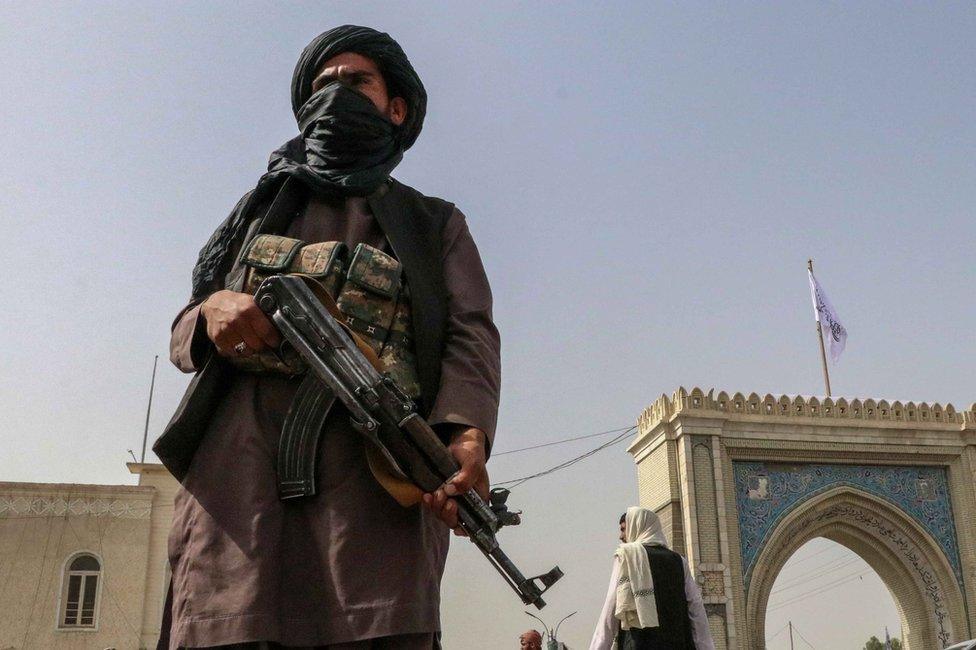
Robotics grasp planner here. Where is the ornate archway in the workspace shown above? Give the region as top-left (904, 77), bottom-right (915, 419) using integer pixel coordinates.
top-left (628, 387), bottom-right (976, 650)
top-left (745, 487), bottom-right (965, 649)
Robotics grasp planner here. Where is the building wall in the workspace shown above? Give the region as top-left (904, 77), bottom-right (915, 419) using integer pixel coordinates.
top-left (133, 464), bottom-right (180, 650)
top-left (0, 464), bottom-right (179, 650)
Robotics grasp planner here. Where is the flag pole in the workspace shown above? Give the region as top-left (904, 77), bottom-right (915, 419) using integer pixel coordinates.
top-left (140, 355), bottom-right (159, 463)
top-left (808, 259), bottom-right (832, 397)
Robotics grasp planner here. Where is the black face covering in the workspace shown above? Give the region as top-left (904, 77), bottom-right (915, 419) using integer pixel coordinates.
top-left (291, 25), bottom-right (426, 150)
top-left (191, 26), bottom-right (424, 298)
top-left (265, 82), bottom-right (403, 197)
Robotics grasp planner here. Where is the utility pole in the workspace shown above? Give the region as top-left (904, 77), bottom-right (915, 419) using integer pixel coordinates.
top-left (789, 620), bottom-right (795, 650)
top-left (524, 610), bottom-right (551, 647)
top-left (524, 610), bottom-right (575, 650)
top-left (550, 610), bottom-right (576, 650)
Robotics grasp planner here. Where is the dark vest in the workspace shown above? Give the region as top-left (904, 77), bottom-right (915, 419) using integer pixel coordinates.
top-left (152, 177), bottom-right (453, 481)
top-left (617, 545), bottom-right (697, 650)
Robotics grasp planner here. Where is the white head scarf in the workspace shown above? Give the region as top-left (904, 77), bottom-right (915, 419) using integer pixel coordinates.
top-left (613, 506), bottom-right (670, 630)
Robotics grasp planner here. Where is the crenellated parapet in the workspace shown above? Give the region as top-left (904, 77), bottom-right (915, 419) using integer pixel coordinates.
top-left (637, 386), bottom-right (976, 433)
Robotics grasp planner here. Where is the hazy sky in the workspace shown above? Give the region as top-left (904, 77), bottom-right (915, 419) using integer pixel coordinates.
top-left (1, 2), bottom-right (973, 647)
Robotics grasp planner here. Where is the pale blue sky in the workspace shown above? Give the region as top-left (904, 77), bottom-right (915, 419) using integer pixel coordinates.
top-left (1, 2), bottom-right (973, 647)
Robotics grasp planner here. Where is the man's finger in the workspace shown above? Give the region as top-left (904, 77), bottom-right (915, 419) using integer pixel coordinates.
top-left (423, 490), bottom-right (448, 515)
top-left (432, 488), bottom-right (447, 509)
top-left (246, 307), bottom-right (282, 348)
top-left (445, 464), bottom-right (477, 496)
top-left (214, 329), bottom-right (249, 356)
top-left (422, 490), bottom-right (462, 529)
top-left (442, 499), bottom-right (458, 528)
top-left (474, 473), bottom-right (490, 501)
top-left (232, 321), bottom-right (266, 353)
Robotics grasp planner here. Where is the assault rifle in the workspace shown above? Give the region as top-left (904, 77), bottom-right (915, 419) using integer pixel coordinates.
top-left (254, 274), bottom-right (563, 609)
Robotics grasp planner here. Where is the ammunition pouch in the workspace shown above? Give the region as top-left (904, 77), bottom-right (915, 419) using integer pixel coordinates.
top-left (230, 234), bottom-right (421, 399)
top-left (337, 243), bottom-right (421, 399)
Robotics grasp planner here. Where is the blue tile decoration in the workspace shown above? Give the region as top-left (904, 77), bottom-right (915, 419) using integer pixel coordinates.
top-left (733, 461), bottom-right (961, 587)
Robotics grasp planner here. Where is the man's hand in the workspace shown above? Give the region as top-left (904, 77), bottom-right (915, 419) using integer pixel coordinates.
top-left (201, 290), bottom-right (282, 357)
top-left (422, 426), bottom-right (489, 535)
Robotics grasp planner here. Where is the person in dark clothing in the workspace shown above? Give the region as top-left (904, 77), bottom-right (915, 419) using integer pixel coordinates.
top-left (588, 507), bottom-right (715, 650)
top-left (154, 25), bottom-right (500, 650)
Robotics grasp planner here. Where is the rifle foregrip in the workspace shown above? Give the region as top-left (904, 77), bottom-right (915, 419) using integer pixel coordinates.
top-left (398, 414), bottom-right (460, 479)
top-left (398, 413), bottom-right (500, 533)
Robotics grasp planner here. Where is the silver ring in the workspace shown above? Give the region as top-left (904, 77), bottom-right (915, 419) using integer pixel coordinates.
top-left (234, 342), bottom-right (248, 355)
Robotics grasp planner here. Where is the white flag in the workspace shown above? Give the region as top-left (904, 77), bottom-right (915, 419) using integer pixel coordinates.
top-left (808, 270), bottom-right (848, 362)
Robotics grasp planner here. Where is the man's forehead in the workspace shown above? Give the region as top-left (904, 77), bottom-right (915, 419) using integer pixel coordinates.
top-left (315, 51), bottom-right (381, 77)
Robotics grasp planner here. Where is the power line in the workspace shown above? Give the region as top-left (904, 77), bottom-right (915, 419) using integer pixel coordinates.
top-left (791, 622), bottom-right (818, 649)
top-left (20, 488), bottom-right (72, 648)
top-left (766, 621), bottom-right (790, 644)
top-left (769, 564), bottom-right (870, 607)
top-left (785, 543), bottom-right (846, 567)
top-left (769, 571), bottom-right (864, 611)
top-left (492, 425), bottom-right (634, 456)
top-left (64, 510), bottom-right (144, 644)
top-left (493, 426), bottom-right (635, 488)
top-left (771, 556), bottom-right (863, 594)
top-left (492, 426), bottom-right (637, 489)
top-left (767, 570), bottom-right (869, 612)
top-left (768, 571), bottom-right (866, 612)
top-left (774, 554), bottom-right (861, 589)
top-left (0, 508), bottom-right (33, 601)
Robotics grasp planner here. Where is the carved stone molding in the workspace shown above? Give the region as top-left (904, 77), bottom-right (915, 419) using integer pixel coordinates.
top-left (700, 570), bottom-right (726, 602)
top-left (0, 495), bottom-right (152, 519)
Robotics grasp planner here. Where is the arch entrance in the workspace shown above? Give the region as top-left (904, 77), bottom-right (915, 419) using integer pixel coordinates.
top-left (750, 488), bottom-right (962, 649)
top-left (628, 387), bottom-right (976, 649)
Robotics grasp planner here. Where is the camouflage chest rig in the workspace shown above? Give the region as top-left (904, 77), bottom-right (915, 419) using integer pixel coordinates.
top-left (152, 178), bottom-right (452, 489)
top-left (230, 233), bottom-right (421, 400)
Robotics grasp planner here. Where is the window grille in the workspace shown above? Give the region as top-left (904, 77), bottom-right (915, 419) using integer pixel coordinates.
top-left (59, 554), bottom-right (100, 629)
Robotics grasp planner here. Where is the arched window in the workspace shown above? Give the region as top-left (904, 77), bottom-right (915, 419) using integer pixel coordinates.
top-left (59, 553), bottom-right (101, 628)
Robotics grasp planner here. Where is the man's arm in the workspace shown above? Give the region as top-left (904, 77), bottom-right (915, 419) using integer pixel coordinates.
top-left (170, 190), bottom-right (282, 373)
top-left (421, 208), bottom-right (501, 530)
top-left (170, 301), bottom-right (209, 373)
top-left (169, 291), bottom-right (281, 373)
top-left (682, 558), bottom-right (716, 650)
top-left (589, 556), bottom-right (621, 650)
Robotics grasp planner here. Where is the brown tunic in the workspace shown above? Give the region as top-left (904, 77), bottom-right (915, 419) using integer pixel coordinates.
top-left (165, 192), bottom-right (501, 648)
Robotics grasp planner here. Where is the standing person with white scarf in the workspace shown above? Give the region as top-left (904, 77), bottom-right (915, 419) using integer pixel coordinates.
top-left (589, 507), bottom-right (716, 650)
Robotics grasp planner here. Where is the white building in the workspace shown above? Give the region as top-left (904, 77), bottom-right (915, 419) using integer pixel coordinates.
top-left (0, 464), bottom-right (178, 650)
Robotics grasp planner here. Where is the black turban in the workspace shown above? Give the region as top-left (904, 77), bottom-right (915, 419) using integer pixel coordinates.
top-left (291, 25), bottom-right (427, 150)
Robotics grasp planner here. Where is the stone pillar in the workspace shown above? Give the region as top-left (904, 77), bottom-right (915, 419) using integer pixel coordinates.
top-left (630, 387), bottom-right (737, 648)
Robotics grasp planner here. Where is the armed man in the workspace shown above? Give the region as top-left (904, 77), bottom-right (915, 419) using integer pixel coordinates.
top-left (154, 25), bottom-right (501, 649)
